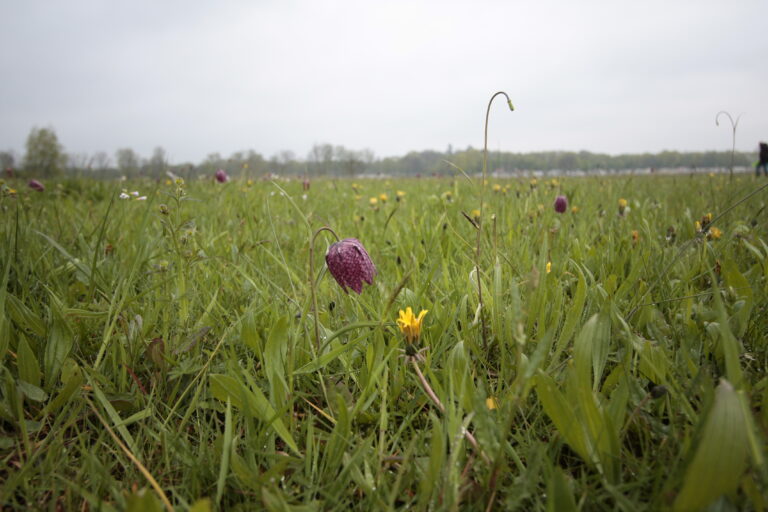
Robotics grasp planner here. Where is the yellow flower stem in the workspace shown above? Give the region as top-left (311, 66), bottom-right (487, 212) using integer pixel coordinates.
top-left (410, 359), bottom-right (490, 465)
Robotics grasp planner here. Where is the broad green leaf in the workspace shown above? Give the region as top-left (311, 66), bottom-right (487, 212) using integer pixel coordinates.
top-left (40, 360), bottom-right (83, 416)
top-left (535, 372), bottom-right (590, 463)
top-left (189, 498), bottom-right (213, 512)
top-left (0, 260), bottom-right (10, 362)
top-left (209, 373), bottom-right (299, 454)
top-left (293, 321), bottom-right (382, 374)
top-left (674, 380), bottom-right (750, 511)
top-left (722, 259), bottom-right (753, 338)
top-left (711, 277), bottom-right (744, 388)
top-left (6, 294), bottom-right (45, 337)
top-left (241, 311), bottom-right (262, 354)
top-left (43, 300), bottom-right (75, 389)
top-left (573, 312), bottom-right (611, 391)
top-left (89, 378), bottom-right (137, 453)
top-left (552, 265), bottom-right (586, 364)
top-left (17, 380), bottom-right (48, 402)
top-left (124, 488), bottom-right (163, 512)
top-left (216, 398), bottom-right (233, 506)
top-left (639, 340), bottom-right (670, 385)
top-left (567, 366), bottom-right (619, 482)
top-left (17, 335), bottom-right (41, 388)
top-left (265, 316), bottom-right (289, 405)
top-left (546, 467), bottom-right (578, 512)
top-left (448, 340), bottom-right (472, 410)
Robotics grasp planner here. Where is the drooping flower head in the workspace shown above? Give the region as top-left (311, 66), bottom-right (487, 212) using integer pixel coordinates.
top-left (302, 179), bottom-right (310, 191)
top-left (325, 238), bottom-right (376, 294)
top-left (215, 169), bottom-right (229, 183)
top-left (28, 179), bottom-right (45, 192)
top-left (553, 195), bottom-right (568, 213)
top-left (397, 307), bottom-right (428, 343)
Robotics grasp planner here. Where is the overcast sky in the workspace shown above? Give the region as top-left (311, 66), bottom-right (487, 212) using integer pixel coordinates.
top-left (1, 0), bottom-right (767, 164)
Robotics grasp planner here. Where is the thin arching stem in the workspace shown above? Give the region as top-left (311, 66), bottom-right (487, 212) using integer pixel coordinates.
top-left (309, 226), bottom-right (340, 351)
top-left (476, 92), bottom-right (514, 350)
top-left (715, 110), bottom-right (743, 181)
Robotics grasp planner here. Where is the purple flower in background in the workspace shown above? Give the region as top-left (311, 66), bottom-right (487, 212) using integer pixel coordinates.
top-left (554, 195), bottom-right (568, 214)
top-left (215, 169), bottom-right (228, 183)
top-left (325, 238), bottom-right (377, 294)
top-left (303, 179), bottom-right (310, 191)
top-left (28, 179), bottom-right (45, 192)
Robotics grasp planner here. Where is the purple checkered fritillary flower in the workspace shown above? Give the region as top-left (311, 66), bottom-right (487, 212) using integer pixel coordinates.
top-left (325, 238), bottom-right (376, 294)
top-left (215, 169), bottom-right (228, 183)
top-left (554, 195), bottom-right (568, 214)
top-left (28, 179), bottom-right (45, 192)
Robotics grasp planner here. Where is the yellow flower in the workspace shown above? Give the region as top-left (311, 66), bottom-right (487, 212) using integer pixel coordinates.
top-left (708, 227), bottom-right (722, 240)
top-left (486, 397), bottom-right (498, 410)
top-left (165, 179), bottom-right (172, 185)
top-left (492, 184), bottom-right (501, 192)
top-left (369, 197), bottom-right (378, 206)
top-left (471, 209), bottom-right (481, 221)
top-left (632, 230), bottom-right (639, 243)
top-left (695, 220), bottom-right (702, 232)
top-left (379, 193), bottom-right (388, 203)
top-left (618, 198), bottom-right (627, 208)
top-left (546, 261), bottom-right (552, 274)
top-left (571, 206), bottom-right (579, 214)
top-left (529, 178), bottom-right (538, 187)
top-left (396, 190), bottom-right (406, 199)
top-left (397, 307), bottom-right (428, 343)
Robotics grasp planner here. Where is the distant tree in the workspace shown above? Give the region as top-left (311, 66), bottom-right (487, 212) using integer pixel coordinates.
top-left (116, 148), bottom-right (140, 177)
top-left (23, 127), bottom-right (66, 177)
top-left (308, 143), bottom-right (335, 175)
top-left (200, 152), bottom-right (225, 176)
top-left (244, 150), bottom-right (266, 177)
top-left (91, 151), bottom-right (111, 172)
top-left (146, 146), bottom-right (167, 177)
top-left (0, 151), bottom-right (16, 172)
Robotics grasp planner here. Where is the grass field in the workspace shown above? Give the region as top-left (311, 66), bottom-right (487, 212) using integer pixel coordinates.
top-left (1, 171), bottom-right (767, 511)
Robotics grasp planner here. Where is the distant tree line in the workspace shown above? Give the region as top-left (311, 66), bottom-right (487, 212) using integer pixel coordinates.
top-left (1, 127), bottom-right (759, 180)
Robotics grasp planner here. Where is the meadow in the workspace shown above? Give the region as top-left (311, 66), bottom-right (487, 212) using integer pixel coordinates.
top-left (0, 171), bottom-right (766, 511)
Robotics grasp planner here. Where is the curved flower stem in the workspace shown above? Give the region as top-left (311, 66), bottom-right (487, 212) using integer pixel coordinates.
top-left (715, 110), bottom-right (742, 182)
top-left (410, 359), bottom-right (490, 465)
top-left (477, 92), bottom-right (514, 351)
top-left (309, 226), bottom-right (340, 351)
